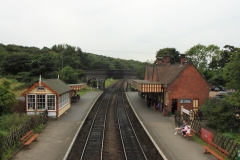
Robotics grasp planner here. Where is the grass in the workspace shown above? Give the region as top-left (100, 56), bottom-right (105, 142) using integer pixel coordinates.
top-left (77, 86), bottom-right (95, 96)
top-left (77, 78), bottom-right (119, 96)
top-left (193, 136), bottom-right (207, 145)
top-left (0, 78), bottom-right (28, 98)
top-left (105, 78), bottom-right (119, 88)
top-left (1, 77), bottom-right (119, 98)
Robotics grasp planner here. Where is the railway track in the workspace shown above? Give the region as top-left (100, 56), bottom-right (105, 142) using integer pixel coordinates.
top-left (66, 80), bottom-right (163, 160)
top-left (116, 88), bottom-right (147, 159)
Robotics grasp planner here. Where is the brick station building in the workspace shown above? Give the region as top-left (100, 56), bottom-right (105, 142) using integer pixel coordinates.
top-left (131, 54), bottom-right (210, 114)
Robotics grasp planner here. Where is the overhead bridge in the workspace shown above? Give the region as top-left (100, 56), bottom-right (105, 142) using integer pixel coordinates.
top-left (81, 70), bottom-right (138, 90)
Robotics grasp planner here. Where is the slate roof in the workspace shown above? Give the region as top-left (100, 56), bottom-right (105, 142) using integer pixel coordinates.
top-left (154, 63), bottom-right (188, 87)
top-left (143, 63), bottom-right (190, 87)
top-left (42, 79), bottom-right (72, 94)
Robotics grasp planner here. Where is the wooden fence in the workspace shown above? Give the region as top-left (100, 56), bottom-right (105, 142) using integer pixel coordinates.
top-left (1, 114), bottom-right (44, 159)
top-left (175, 111), bottom-right (240, 160)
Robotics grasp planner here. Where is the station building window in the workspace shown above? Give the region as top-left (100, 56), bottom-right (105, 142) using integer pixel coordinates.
top-left (27, 94), bottom-right (36, 110)
top-left (27, 94), bottom-right (56, 111)
top-left (193, 99), bottom-right (199, 111)
top-left (47, 94), bottom-right (55, 110)
top-left (58, 92), bottom-right (69, 110)
top-left (37, 95), bottom-right (45, 110)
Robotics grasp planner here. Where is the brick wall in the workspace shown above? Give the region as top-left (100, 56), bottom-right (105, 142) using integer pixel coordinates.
top-left (13, 99), bottom-right (26, 113)
top-left (167, 64), bottom-right (210, 111)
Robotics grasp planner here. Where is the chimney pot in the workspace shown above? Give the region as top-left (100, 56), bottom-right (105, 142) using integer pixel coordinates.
top-left (163, 55), bottom-right (170, 64)
top-left (156, 57), bottom-right (163, 64)
top-left (180, 54), bottom-right (186, 65)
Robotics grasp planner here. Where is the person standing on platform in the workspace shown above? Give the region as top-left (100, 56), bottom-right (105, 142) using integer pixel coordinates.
top-left (159, 102), bottom-right (162, 112)
top-left (156, 101), bottom-right (161, 111)
top-left (153, 100), bottom-right (156, 110)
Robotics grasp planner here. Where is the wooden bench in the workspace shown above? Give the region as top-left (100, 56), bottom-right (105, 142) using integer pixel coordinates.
top-left (21, 130), bottom-right (39, 149)
top-left (202, 141), bottom-right (228, 160)
top-left (186, 128), bottom-right (196, 140)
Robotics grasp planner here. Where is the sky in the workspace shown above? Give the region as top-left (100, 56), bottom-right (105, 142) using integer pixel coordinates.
top-left (1, 0), bottom-right (240, 62)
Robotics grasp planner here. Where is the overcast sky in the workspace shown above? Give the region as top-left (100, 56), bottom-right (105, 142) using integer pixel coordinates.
top-left (1, 1), bottom-right (240, 62)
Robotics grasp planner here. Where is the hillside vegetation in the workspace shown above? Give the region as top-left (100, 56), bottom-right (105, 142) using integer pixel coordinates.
top-left (0, 43), bottom-right (146, 87)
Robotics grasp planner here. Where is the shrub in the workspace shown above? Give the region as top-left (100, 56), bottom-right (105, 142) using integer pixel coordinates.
top-left (0, 113), bottom-right (29, 133)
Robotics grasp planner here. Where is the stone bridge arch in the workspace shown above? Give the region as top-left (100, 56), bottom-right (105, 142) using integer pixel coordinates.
top-left (81, 70), bottom-right (138, 90)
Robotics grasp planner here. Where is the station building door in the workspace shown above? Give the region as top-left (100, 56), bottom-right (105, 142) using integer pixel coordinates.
top-left (171, 99), bottom-right (178, 114)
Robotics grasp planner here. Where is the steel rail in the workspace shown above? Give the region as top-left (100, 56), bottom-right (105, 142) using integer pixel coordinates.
top-left (116, 86), bottom-right (147, 160)
top-left (80, 90), bottom-right (113, 160)
top-left (121, 91), bottom-right (147, 159)
top-left (79, 84), bottom-right (119, 160)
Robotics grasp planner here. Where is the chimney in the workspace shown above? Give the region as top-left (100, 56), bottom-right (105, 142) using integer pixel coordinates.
top-left (39, 75), bottom-right (42, 86)
top-left (180, 54), bottom-right (186, 65)
top-left (156, 57), bottom-right (163, 64)
top-left (163, 55), bottom-right (170, 64)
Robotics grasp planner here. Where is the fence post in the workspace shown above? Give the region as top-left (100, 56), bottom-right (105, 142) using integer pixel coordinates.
top-left (181, 106), bottom-right (183, 120)
top-left (189, 110), bottom-right (194, 126)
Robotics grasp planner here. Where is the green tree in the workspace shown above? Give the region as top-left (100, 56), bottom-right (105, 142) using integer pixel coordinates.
top-left (52, 44), bottom-right (82, 70)
top-left (223, 48), bottom-right (240, 106)
top-left (207, 45), bottom-right (235, 86)
top-left (185, 44), bottom-right (220, 80)
top-left (0, 79), bottom-right (17, 115)
top-left (136, 61), bottom-right (152, 79)
top-left (200, 98), bottom-right (235, 132)
top-left (60, 66), bottom-right (78, 84)
top-left (0, 44), bottom-right (7, 64)
top-left (1, 52), bottom-right (33, 74)
top-left (156, 48), bottom-right (180, 64)
top-left (29, 54), bottom-right (56, 78)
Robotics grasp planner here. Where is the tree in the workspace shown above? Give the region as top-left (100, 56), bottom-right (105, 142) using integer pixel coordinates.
top-left (223, 48), bottom-right (240, 106)
top-left (185, 44), bottom-right (220, 80)
top-left (1, 52), bottom-right (33, 74)
top-left (136, 61), bottom-right (152, 79)
top-left (60, 66), bottom-right (78, 84)
top-left (0, 44), bottom-right (7, 66)
top-left (29, 54), bottom-right (56, 78)
top-left (155, 48), bottom-right (180, 64)
top-left (200, 98), bottom-right (235, 132)
top-left (0, 79), bottom-right (17, 115)
top-left (207, 45), bottom-right (235, 86)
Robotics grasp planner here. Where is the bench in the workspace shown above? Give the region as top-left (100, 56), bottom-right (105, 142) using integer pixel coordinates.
top-left (185, 128), bottom-right (196, 140)
top-left (202, 141), bottom-right (228, 160)
top-left (21, 130), bottom-right (39, 149)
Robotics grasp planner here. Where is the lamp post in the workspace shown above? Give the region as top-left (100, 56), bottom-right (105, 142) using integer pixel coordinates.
top-left (96, 79), bottom-right (99, 89)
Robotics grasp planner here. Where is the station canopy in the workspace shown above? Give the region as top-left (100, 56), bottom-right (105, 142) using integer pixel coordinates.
top-left (131, 80), bottom-right (163, 93)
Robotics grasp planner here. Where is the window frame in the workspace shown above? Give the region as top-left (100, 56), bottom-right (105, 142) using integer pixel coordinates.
top-left (37, 94), bottom-right (46, 110)
top-left (27, 94), bottom-right (36, 110)
top-left (47, 94), bottom-right (56, 111)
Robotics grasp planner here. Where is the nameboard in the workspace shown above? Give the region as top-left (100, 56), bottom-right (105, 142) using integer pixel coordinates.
top-left (180, 99), bottom-right (191, 103)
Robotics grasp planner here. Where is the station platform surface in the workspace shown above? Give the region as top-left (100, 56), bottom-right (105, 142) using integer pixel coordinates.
top-left (12, 91), bottom-right (216, 160)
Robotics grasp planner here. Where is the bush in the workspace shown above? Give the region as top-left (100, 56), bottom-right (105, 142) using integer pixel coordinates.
top-left (0, 113), bottom-right (29, 133)
top-left (200, 98), bottom-right (236, 132)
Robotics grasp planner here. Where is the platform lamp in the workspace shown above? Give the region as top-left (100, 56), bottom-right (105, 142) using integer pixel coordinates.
top-left (96, 79), bottom-right (99, 89)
